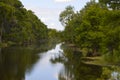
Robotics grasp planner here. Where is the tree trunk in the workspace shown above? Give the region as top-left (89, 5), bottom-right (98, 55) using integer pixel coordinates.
top-left (0, 22), bottom-right (3, 43)
top-left (93, 47), bottom-right (99, 56)
top-left (93, 48), bottom-right (97, 56)
top-left (108, 47), bottom-right (113, 56)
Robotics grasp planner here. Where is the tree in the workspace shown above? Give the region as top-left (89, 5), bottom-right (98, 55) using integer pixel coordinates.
top-left (99, 0), bottom-right (120, 10)
top-left (0, 2), bottom-right (14, 43)
top-left (101, 10), bottom-right (120, 55)
top-left (59, 6), bottom-right (75, 26)
top-left (72, 1), bottom-right (106, 56)
top-left (0, 0), bottom-right (48, 46)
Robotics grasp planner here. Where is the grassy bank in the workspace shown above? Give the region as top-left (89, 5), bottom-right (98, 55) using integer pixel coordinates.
top-left (82, 56), bottom-right (120, 67)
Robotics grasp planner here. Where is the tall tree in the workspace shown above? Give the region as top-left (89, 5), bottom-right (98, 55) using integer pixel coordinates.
top-left (59, 6), bottom-right (75, 26)
top-left (0, 2), bottom-right (14, 43)
top-left (0, 0), bottom-right (48, 46)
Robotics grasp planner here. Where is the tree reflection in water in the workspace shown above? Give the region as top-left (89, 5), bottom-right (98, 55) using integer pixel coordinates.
top-left (0, 47), bottom-right (39, 80)
top-left (0, 43), bottom-right (120, 80)
top-left (0, 41), bottom-right (57, 80)
top-left (50, 43), bottom-right (120, 80)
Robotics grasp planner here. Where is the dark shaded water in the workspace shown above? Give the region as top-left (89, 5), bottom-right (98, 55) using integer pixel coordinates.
top-left (0, 43), bottom-right (120, 80)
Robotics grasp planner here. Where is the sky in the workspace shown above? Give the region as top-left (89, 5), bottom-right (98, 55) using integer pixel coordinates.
top-left (20, 0), bottom-right (91, 31)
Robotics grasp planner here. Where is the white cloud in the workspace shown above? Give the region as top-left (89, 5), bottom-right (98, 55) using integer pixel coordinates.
top-left (20, 2), bottom-right (64, 30)
top-left (41, 17), bottom-right (51, 22)
top-left (26, 7), bottom-right (64, 30)
top-left (54, 0), bottom-right (73, 2)
top-left (50, 23), bottom-right (55, 26)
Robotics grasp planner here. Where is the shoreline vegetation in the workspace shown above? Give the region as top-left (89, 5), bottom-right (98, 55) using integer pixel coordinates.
top-left (0, 0), bottom-right (120, 65)
top-left (58, 0), bottom-right (120, 64)
top-left (64, 43), bottom-right (120, 66)
top-left (0, 0), bottom-right (49, 47)
top-left (0, 0), bottom-right (61, 48)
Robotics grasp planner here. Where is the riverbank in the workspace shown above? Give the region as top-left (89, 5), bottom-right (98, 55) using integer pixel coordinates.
top-left (63, 43), bottom-right (120, 67)
top-left (63, 43), bottom-right (82, 52)
top-left (81, 56), bottom-right (120, 67)
top-left (81, 57), bottom-right (107, 66)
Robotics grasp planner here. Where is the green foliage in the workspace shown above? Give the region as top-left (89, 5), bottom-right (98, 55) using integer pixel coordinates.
top-left (59, 6), bottom-right (75, 26)
top-left (48, 29), bottom-right (62, 43)
top-left (59, 0), bottom-right (120, 59)
top-left (99, 0), bottom-right (120, 10)
top-left (0, 0), bottom-right (48, 46)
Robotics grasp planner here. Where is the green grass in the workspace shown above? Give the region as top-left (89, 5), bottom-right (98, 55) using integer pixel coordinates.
top-left (81, 56), bottom-right (116, 66)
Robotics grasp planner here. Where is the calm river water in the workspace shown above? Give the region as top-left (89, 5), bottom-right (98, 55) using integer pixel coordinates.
top-left (0, 43), bottom-right (120, 80)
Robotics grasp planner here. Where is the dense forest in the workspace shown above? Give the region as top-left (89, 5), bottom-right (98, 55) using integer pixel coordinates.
top-left (0, 0), bottom-right (48, 46)
top-left (0, 0), bottom-right (120, 61)
top-left (59, 0), bottom-right (120, 61)
top-left (0, 0), bottom-right (120, 79)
